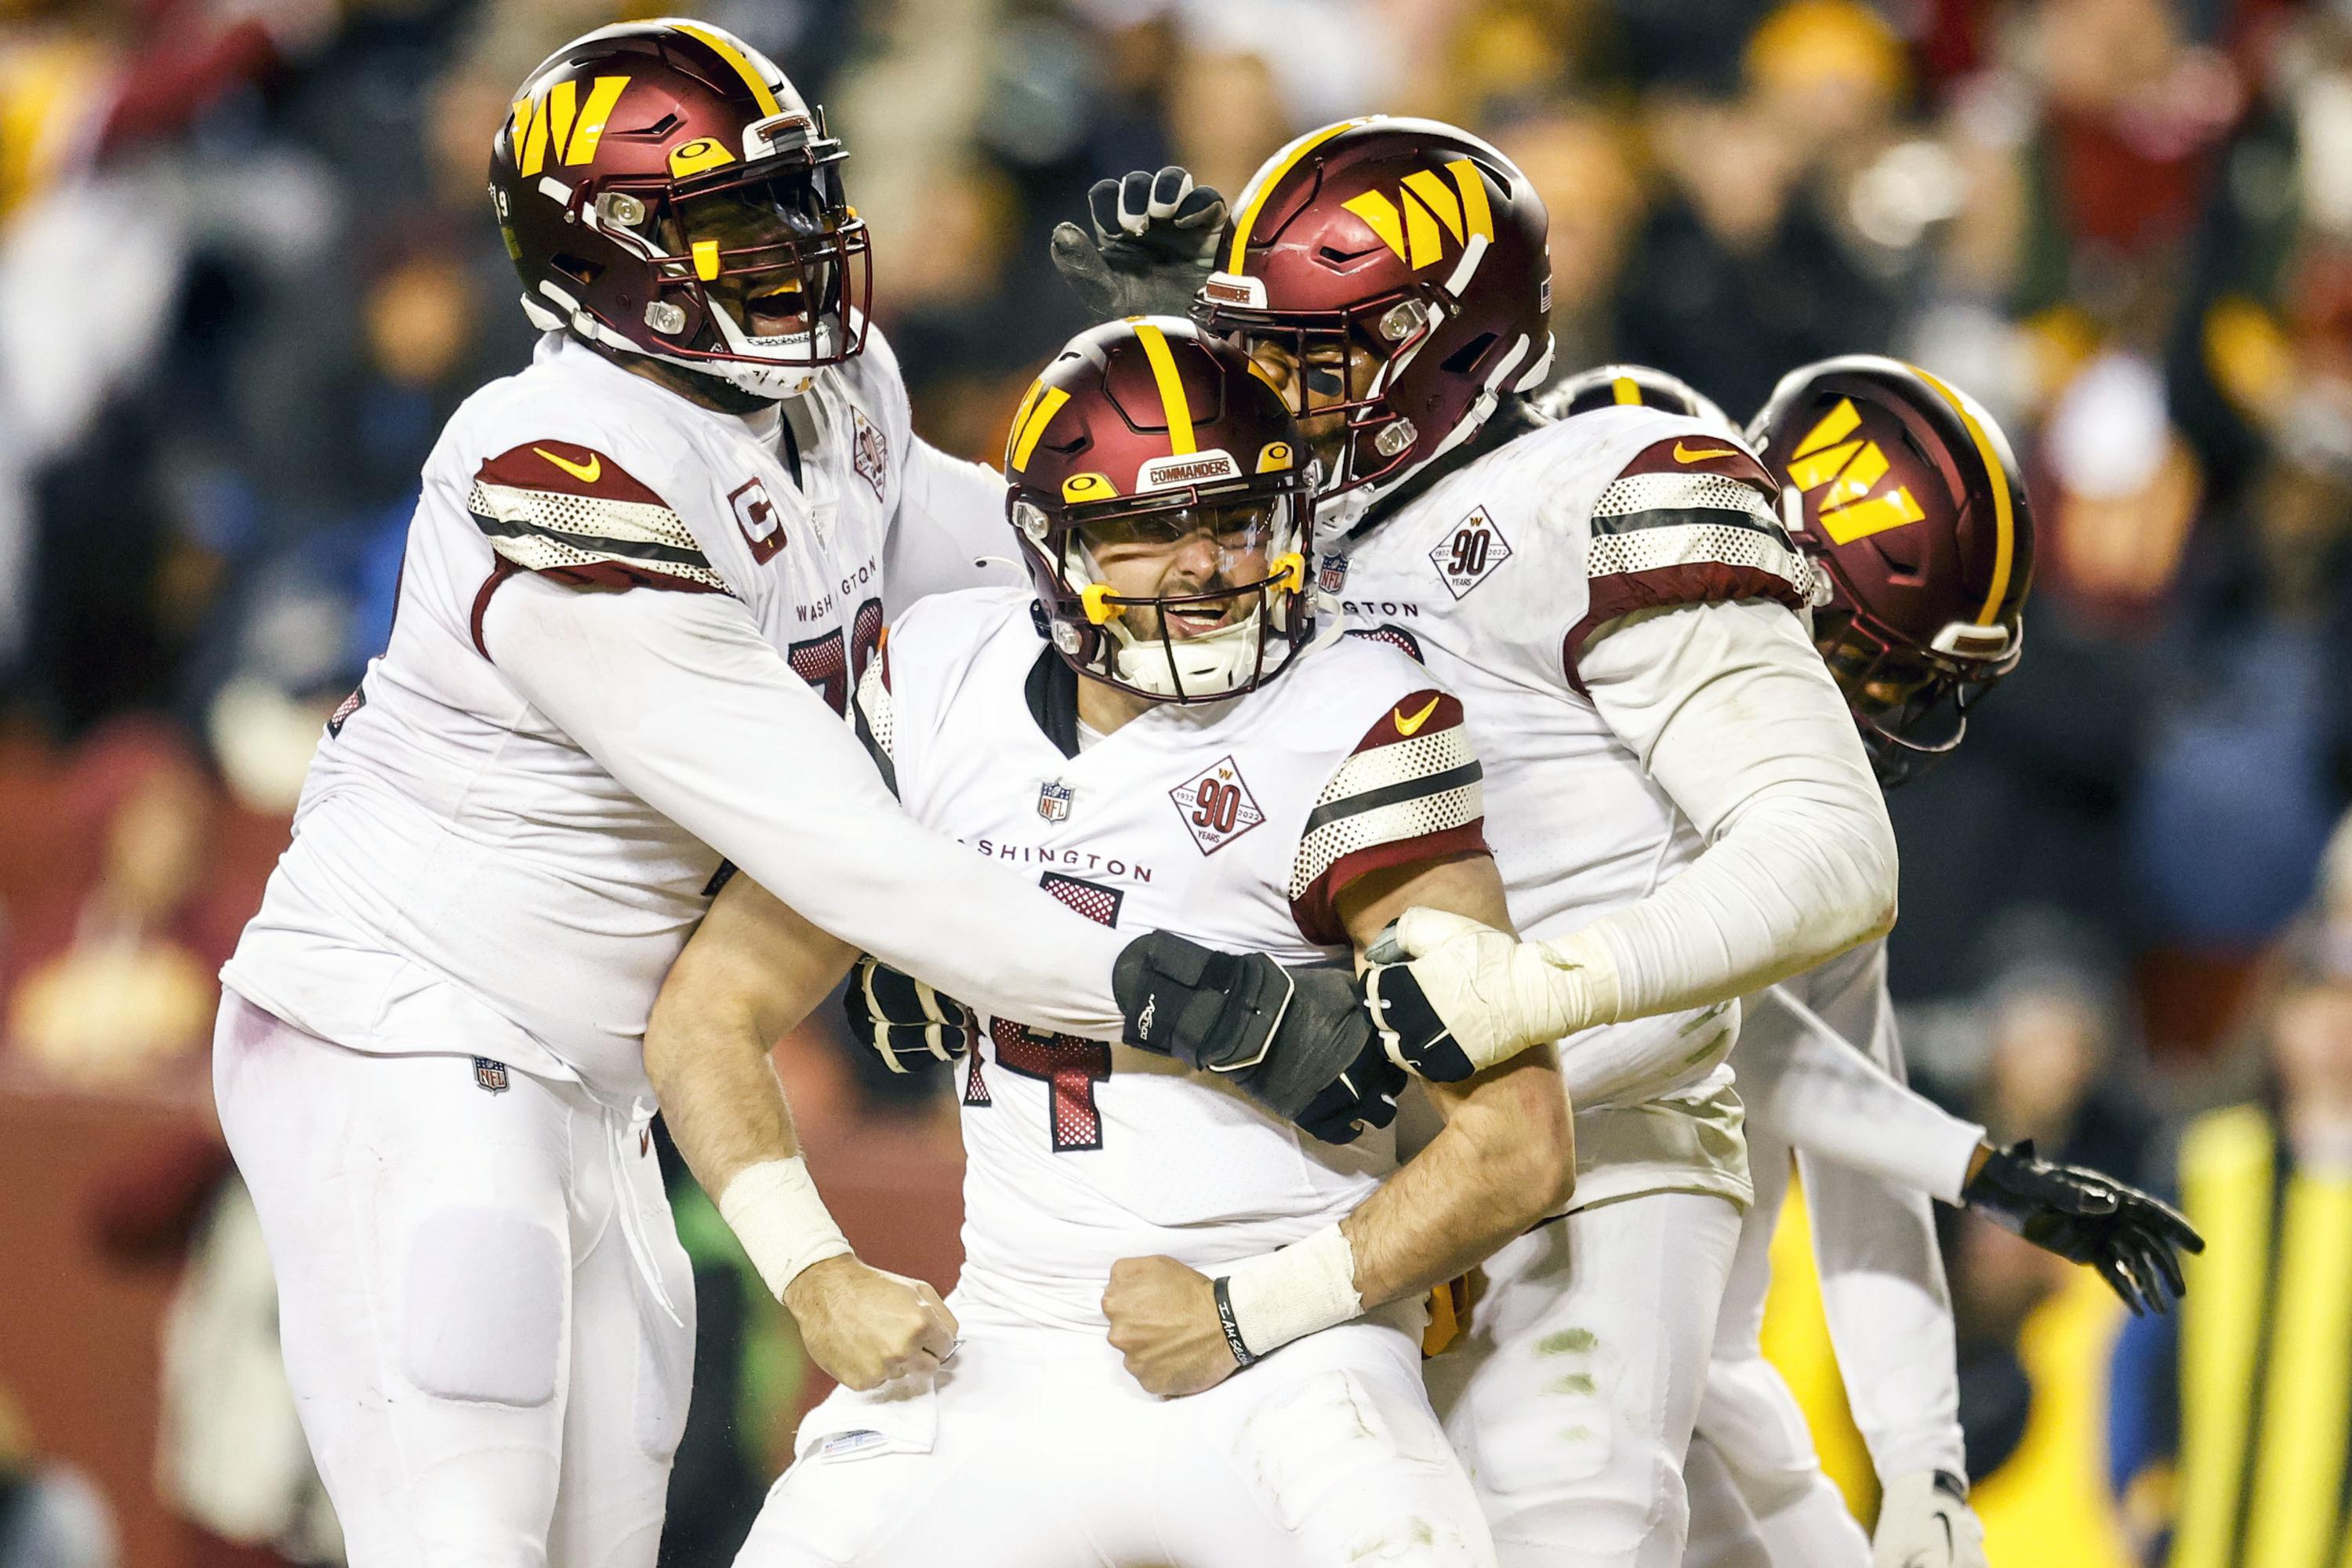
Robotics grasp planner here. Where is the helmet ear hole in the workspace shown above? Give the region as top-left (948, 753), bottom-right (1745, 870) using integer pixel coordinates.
top-left (1441, 332), bottom-right (1498, 376)
top-left (550, 253), bottom-right (603, 287)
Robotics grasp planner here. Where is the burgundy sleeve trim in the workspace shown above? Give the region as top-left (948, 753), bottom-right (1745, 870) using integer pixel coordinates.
top-left (1562, 561), bottom-right (1809, 696)
top-left (1291, 819), bottom-right (1491, 948)
top-left (470, 558), bottom-right (521, 660)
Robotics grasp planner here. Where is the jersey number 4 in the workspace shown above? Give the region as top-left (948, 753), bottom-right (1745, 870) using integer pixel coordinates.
top-left (966, 872), bottom-right (1122, 1152)
top-left (786, 597), bottom-right (884, 716)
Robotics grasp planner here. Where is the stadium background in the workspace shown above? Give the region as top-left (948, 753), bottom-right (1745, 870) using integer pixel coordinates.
top-left (0, 0), bottom-right (2343, 1562)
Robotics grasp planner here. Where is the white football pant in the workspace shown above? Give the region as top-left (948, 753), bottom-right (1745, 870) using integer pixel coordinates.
top-left (738, 1313), bottom-right (1495, 1567)
top-left (212, 993), bottom-right (695, 1568)
top-left (1423, 1191), bottom-right (1742, 1568)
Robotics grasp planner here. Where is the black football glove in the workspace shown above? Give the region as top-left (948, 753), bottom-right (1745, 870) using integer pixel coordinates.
top-left (1358, 919), bottom-right (1479, 1083)
top-left (1961, 1140), bottom-right (2205, 1315)
top-left (1048, 166), bottom-right (1229, 320)
top-left (842, 955), bottom-right (979, 1073)
top-left (1112, 931), bottom-right (1406, 1145)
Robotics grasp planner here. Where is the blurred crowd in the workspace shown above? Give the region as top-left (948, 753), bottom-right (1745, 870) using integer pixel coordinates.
top-left (7, 0), bottom-right (2352, 1563)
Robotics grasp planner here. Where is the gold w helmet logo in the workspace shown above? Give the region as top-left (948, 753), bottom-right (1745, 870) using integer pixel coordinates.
top-left (510, 76), bottom-right (631, 178)
top-left (1788, 397), bottom-right (1927, 546)
top-left (1341, 160), bottom-right (1496, 271)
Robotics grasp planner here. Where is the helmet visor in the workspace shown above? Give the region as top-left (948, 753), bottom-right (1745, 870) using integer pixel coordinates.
top-left (1067, 495), bottom-right (1295, 638)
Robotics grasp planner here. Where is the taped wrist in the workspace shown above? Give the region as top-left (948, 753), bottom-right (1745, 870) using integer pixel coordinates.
top-left (1530, 925), bottom-right (1623, 1027)
top-left (1216, 1223), bottom-right (1363, 1362)
top-left (717, 1157), bottom-right (853, 1301)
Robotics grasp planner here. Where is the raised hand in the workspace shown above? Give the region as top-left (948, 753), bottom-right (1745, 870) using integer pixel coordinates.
top-left (1048, 166), bottom-right (1229, 319)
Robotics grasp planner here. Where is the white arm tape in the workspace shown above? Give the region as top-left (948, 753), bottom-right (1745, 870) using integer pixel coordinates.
top-left (1221, 1221), bottom-right (1364, 1358)
top-left (716, 1156), bottom-right (853, 1301)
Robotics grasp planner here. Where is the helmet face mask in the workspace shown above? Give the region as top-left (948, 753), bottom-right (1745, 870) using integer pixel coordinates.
top-left (1812, 596), bottom-right (2020, 787)
top-left (598, 151), bottom-right (870, 398)
top-left (1019, 481), bottom-right (1314, 704)
top-left (1210, 288), bottom-right (1443, 495)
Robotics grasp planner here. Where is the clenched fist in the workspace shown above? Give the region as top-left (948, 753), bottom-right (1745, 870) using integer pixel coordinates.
top-left (783, 1254), bottom-right (958, 1392)
top-left (1103, 1254), bottom-right (1238, 1398)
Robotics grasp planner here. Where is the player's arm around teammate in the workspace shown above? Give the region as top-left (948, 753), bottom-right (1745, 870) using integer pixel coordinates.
top-left (645, 874), bottom-right (961, 1392)
top-left (1105, 849), bottom-right (1575, 1397)
top-left (1356, 572), bottom-right (1903, 1087)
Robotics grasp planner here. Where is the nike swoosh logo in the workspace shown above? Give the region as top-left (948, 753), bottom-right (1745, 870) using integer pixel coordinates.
top-left (1394, 695), bottom-right (1442, 736)
top-left (1674, 442), bottom-right (1737, 463)
top-left (534, 446), bottom-right (602, 485)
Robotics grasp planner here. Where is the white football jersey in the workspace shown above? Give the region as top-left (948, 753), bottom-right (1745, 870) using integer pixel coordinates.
top-left (223, 328), bottom-right (924, 1106)
top-left (1333, 405), bottom-right (1814, 1208)
top-left (865, 588), bottom-right (1487, 1335)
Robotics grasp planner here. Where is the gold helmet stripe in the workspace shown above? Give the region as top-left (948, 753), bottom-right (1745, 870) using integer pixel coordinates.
top-left (1612, 376), bottom-right (1640, 405)
top-left (1226, 119), bottom-right (1368, 274)
top-left (1911, 367), bottom-right (2015, 626)
top-left (1132, 321), bottom-right (1197, 456)
top-left (1446, 157), bottom-right (1494, 241)
top-left (564, 75), bottom-right (630, 165)
top-left (1007, 385), bottom-right (1071, 472)
top-left (671, 21), bottom-right (782, 118)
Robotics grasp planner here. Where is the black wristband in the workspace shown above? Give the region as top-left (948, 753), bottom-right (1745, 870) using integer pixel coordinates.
top-left (1210, 1276), bottom-right (1259, 1369)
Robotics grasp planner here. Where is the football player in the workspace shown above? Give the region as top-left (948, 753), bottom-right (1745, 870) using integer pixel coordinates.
top-left (653, 319), bottom-right (1572, 1567)
top-left (1140, 119), bottom-right (1903, 1568)
top-left (210, 25), bottom-right (1392, 1566)
top-left (1511, 357), bottom-right (2203, 1567)
top-left (1682, 357), bottom-right (2199, 1568)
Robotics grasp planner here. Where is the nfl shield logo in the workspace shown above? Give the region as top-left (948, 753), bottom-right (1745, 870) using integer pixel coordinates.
top-left (1318, 551), bottom-right (1349, 595)
top-left (1037, 779), bottom-right (1073, 822)
top-left (474, 1058), bottom-right (510, 1094)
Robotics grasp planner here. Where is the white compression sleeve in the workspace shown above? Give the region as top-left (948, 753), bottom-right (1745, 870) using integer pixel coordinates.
top-left (1742, 982), bottom-right (1985, 1203)
top-left (1573, 598), bottom-right (1900, 1019)
top-left (881, 437), bottom-right (1024, 616)
top-left (485, 574), bottom-right (1129, 1037)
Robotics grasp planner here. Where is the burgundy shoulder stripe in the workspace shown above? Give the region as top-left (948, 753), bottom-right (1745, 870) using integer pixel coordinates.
top-left (476, 441), bottom-right (666, 506)
top-left (1615, 435), bottom-right (1774, 492)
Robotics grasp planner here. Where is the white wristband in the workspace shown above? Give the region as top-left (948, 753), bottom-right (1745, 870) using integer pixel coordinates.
top-left (1220, 1222), bottom-right (1363, 1359)
top-left (716, 1156), bottom-right (853, 1301)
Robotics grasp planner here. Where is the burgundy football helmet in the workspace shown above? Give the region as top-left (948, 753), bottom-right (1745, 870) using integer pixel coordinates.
top-left (1195, 117), bottom-right (1552, 500)
top-left (1748, 356), bottom-right (2036, 786)
top-left (1004, 318), bottom-right (1319, 703)
top-left (1541, 363), bottom-right (1734, 431)
top-left (489, 20), bottom-right (869, 400)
